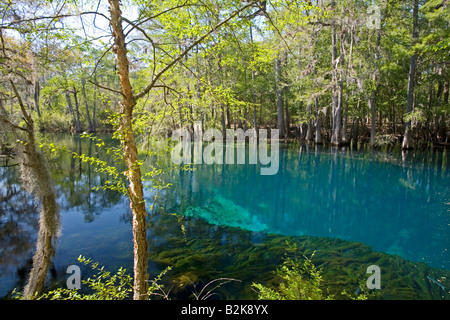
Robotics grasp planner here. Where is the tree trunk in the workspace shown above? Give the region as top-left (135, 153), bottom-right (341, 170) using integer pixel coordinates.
top-left (275, 57), bottom-right (285, 138)
top-left (315, 96), bottom-right (322, 144)
top-left (1, 82), bottom-right (60, 300)
top-left (434, 67), bottom-right (443, 141)
top-left (82, 79), bottom-right (93, 132)
top-left (330, 23), bottom-right (341, 146)
top-left (22, 147), bottom-right (60, 300)
top-left (252, 70), bottom-right (258, 138)
top-left (439, 81), bottom-right (449, 141)
top-left (337, 33), bottom-right (345, 143)
top-left (93, 85), bottom-right (97, 132)
top-left (250, 24), bottom-right (258, 139)
top-left (342, 91), bottom-right (349, 143)
top-left (402, 0), bottom-right (419, 150)
top-left (108, 0), bottom-right (149, 300)
top-left (221, 104), bottom-right (226, 139)
top-left (306, 102), bottom-right (314, 141)
top-left (370, 30), bottom-right (382, 146)
top-left (369, 97), bottom-right (376, 145)
top-left (284, 96), bottom-right (290, 138)
top-left (226, 105), bottom-right (231, 129)
top-left (342, 26), bottom-right (354, 144)
top-left (65, 91), bottom-right (78, 133)
top-left (72, 87), bottom-right (82, 133)
top-left (34, 80), bottom-right (41, 119)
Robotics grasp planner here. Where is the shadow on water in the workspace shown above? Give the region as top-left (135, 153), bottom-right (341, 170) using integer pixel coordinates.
top-left (0, 135), bottom-right (449, 299)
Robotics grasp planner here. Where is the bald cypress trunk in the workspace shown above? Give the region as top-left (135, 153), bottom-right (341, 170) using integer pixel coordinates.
top-left (275, 57), bottom-right (285, 138)
top-left (330, 21), bottom-right (341, 146)
top-left (82, 79), bottom-right (93, 132)
top-left (72, 87), bottom-right (82, 133)
top-left (402, 0), bottom-right (419, 150)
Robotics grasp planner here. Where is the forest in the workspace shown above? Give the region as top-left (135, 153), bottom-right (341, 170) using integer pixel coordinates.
top-left (0, 0), bottom-right (449, 301)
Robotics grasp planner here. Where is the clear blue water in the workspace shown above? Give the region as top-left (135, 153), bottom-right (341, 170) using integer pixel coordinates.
top-left (0, 136), bottom-right (449, 298)
top-left (167, 143), bottom-right (450, 270)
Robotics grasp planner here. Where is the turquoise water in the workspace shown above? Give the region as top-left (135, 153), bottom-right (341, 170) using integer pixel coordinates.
top-left (167, 143), bottom-right (450, 270)
top-left (0, 136), bottom-right (449, 298)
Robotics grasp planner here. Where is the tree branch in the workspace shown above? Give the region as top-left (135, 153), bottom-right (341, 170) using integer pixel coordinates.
top-left (0, 114), bottom-right (28, 132)
top-left (122, 17), bottom-right (156, 45)
top-left (88, 79), bottom-right (125, 97)
top-left (91, 44), bottom-right (114, 76)
top-left (0, 11), bottom-right (110, 28)
top-left (131, 0), bottom-right (191, 28)
top-left (134, 0), bottom-right (259, 101)
top-left (9, 80), bottom-right (33, 129)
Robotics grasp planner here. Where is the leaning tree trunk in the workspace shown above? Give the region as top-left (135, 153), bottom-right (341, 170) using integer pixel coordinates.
top-left (21, 140), bottom-right (60, 299)
top-left (402, 0), bottom-right (419, 150)
top-left (1, 81), bottom-right (60, 300)
top-left (108, 0), bottom-right (149, 300)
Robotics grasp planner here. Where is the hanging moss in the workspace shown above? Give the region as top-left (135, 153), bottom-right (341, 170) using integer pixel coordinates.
top-left (1, 89), bottom-right (61, 300)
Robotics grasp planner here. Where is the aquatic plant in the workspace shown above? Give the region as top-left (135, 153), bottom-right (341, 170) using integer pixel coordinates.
top-left (150, 213), bottom-right (450, 300)
top-left (183, 192), bottom-right (267, 232)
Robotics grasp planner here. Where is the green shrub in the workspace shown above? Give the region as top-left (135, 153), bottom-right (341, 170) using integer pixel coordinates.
top-left (35, 112), bottom-right (72, 132)
top-left (252, 251), bottom-right (329, 299)
top-left (252, 242), bottom-right (367, 300)
top-left (37, 256), bottom-right (171, 300)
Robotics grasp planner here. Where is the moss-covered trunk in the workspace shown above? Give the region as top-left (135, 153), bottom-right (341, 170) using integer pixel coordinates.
top-left (1, 81), bottom-right (60, 299)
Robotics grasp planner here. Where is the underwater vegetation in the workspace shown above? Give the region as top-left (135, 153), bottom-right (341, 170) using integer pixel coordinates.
top-left (183, 191), bottom-right (267, 233)
top-left (148, 212), bottom-right (450, 300)
top-left (8, 194), bottom-right (449, 300)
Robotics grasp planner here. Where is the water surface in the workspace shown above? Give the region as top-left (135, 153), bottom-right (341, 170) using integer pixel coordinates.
top-left (0, 135), bottom-right (449, 298)
top-left (170, 143), bottom-right (449, 270)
